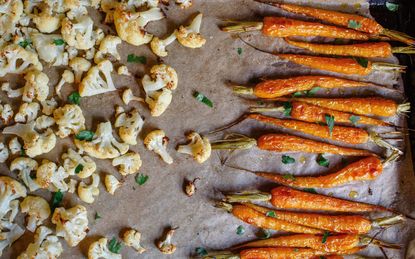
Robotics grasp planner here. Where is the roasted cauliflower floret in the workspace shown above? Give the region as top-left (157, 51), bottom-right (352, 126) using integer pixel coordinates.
top-left (113, 5), bottom-right (164, 46)
top-left (52, 205), bottom-right (89, 247)
top-left (0, 143), bottom-right (9, 163)
top-left (104, 174), bottom-right (121, 195)
top-left (62, 148), bottom-right (96, 178)
top-left (123, 228), bottom-right (145, 254)
top-left (150, 31), bottom-right (176, 57)
top-left (10, 157), bottom-right (39, 192)
top-left (0, 0), bottom-right (23, 36)
top-left (61, 14), bottom-right (96, 50)
top-left (36, 160), bottom-right (69, 192)
top-left (150, 63), bottom-right (178, 90)
top-left (75, 121), bottom-right (129, 159)
top-left (22, 70), bottom-right (49, 102)
top-left (8, 137), bottom-right (21, 155)
top-left (156, 227), bottom-right (177, 254)
top-left (14, 102), bottom-right (40, 123)
top-left (79, 60), bottom-right (116, 97)
top-left (1, 82), bottom-right (23, 98)
top-left (114, 108), bottom-right (144, 145)
top-left (31, 32), bottom-right (68, 66)
top-left (122, 89), bottom-right (143, 105)
top-left (69, 57), bottom-right (91, 83)
top-left (144, 129), bottom-right (173, 164)
top-left (40, 98), bottom-right (58, 116)
top-left (177, 132), bottom-right (211, 163)
top-left (94, 35), bottom-right (122, 63)
top-left (0, 44), bottom-right (42, 77)
top-left (112, 152), bottom-right (142, 176)
top-left (117, 65), bottom-right (131, 76)
top-left (78, 173), bottom-right (100, 204)
top-left (20, 196), bottom-right (51, 232)
top-left (175, 0), bottom-right (192, 9)
top-left (0, 102), bottom-right (13, 125)
top-left (0, 221), bottom-right (25, 256)
top-left (17, 226), bottom-right (63, 259)
top-left (0, 176), bottom-right (27, 221)
top-left (35, 115), bottom-right (56, 130)
top-left (175, 13), bottom-right (205, 48)
top-left (55, 70), bottom-right (74, 99)
top-left (53, 104), bottom-right (85, 138)
top-left (29, 2), bottom-right (64, 33)
top-left (88, 237), bottom-right (122, 259)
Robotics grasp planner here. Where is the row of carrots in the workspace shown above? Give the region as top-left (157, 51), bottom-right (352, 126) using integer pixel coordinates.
top-left (200, 1), bottom-right (413, 258)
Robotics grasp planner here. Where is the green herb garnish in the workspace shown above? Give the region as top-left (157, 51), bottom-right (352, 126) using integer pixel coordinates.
top-left (18, 39), bottom-right (31, 48)
top-left (135, 174), bottom-right (149, 186)
top-left (386, 2), bottom-right (399, 11)
top-left (283, 102), bottom-right (292, 117)
top-left (303, 188), bottom-right (318, 194)
top-left (324, 114), bottom-right (335, 137)
top-left (236, 225), bottom-right (245, 235)
top-left (75, 164), bottom-right (84, 174)
top-left (258, 229), bottom-right (271, 239)
top-left (316, 154), bottom-right (330, 168)
top-left (53, 39), bottom-right (65, 45)
top-left (348, 20), bottom-right (362, 29)
top-left (95, 212), bottom-right (101, 220)
top-left (194, 91), bottom-right (213, 108)
top-left (265, 211), bottom-right (277, 218)
top-left (349, 115), bottom-right (360, 125)
top-left (127, 54), bottom-right (146, 64)
top-left (75, 130), bottom-right (94, 141)
top-left (51, 190), bottom-right (63, 211)
top-left (281, 155), bottom-right (295, 164)
top-left (195, 247), bottom-right (208, 256)
top-left (68, 91), bottom-right (81, 105)
top-left (283, 174), bottom-right (296, 181)
top-left (108, 237), bottom-right (123, 254)
top-left (237, 47), bottom-right (242, 55)
top-left (20, 147), bottom-right (26, 157)
top-left (322, 231), bottom-right (330, 244)
top-left (292, 87), bottom-right (320, 97)
top-left (353, 57), bottom-right (369, 68)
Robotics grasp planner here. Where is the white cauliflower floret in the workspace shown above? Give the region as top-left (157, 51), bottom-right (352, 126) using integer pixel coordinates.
top-left (78, 173), bottom-right (100, 204)
top-left (0, 221), bottom-right (25, 257)
top-left (122, 89), bottom-right (143, 105)
top-left (69, 57), bottom-right (91, 83)
top-left (67, 179), bottom-right (77, 193)
top-left (8, 137), bottom-right (21, 155)
top-left (3, 122), bottom-right (57, 157)
top-left (28, 2), bottom-right (64, 33)
top-left (53, 104), bottom-right (85, 138)
top-left (0, 176), bottom-right (27, 221)
top-left (0, 0), bottom-right (23, 36)
top-left (175, 0), bottom-right (192, 9)
top-left (51, 205), bottom-right (89, 247)
top-left (175, 13), bottom-right (206, 48)
top-left (22, 69), bottom-right (49, 102)
top-left (150, 31), bottom-right (176, 57)
top-left (75, 121), bottom-right (129, 159)
top-left (112, 152), bottom-right (142, 176)
top-left (177, 132), bottom-right (211, 163)
top-left (114, 108), bottom-right (144, 145)
top-left (41, 98), bottom-right (58, 116)
top-left (62, 148), bottom-right (96, 178)
top-left (149, 64), bottom-right (178, 90)
top-left (61, 14), bottom-right (96, 50)
top-left (117, 65), bottom-right (130, 76)
top-left (0, 143), bottom-right (9, 163)
top-left (115, 105), bottom-right (124, 117)
top-left (1, 82), bottom-right (23, 98)
top-left (113, 5), bottom-right (164, 46)
top-left (123, 228), bottom-right (145, 254)
top-left (14, 102), bottom-right (40, 123)
top-left (55, 70), bottom-right (74, 99)
top-left (20, 196), bottom-right (51, 232)
top-left (35, 115), bottom-right (56, 130)
top-left (144, 129), bottom-right (173, 164)
top-left (88, 237), bottom-right (122, 259)
top-left (0, 102), bottom-right (13, 124)
top-left (35, 160), bottom-right (69, 192)
top-left (66, 45), bottom-right (78, 60)
top-left (84, 47), bottom-right (95, 60)
top-left (156, 227), bottom-right (177, 254)
top-left (101, 0), bottom-right (119, 23)
top-left (31, 32), bottom-right (69, 66)
top-left (94, 35), bottom-right (122, 63)
top-left (0, 44), bottom-right (42, 77)
top-left (79, 60), bottom-right (116, 97)
top-left (104, 174), bottom-right (120, 195)
top-left (10, 157), bottom-right (40, 192)
top-left (17, 226), bottom-right (63, 259)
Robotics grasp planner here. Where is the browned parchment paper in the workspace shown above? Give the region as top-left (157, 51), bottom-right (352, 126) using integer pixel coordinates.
top-left (1, 0), bottom-right (415, 258)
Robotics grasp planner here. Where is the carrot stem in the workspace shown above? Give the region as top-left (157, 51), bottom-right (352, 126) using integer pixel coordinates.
top-left (202, 251), bottom-right (239, 259)
top-left (220, 21), bottom-right (263, 32)
top-left (392, 46), bottom-right (415, 54)
top-left (211, 135), bottom-right (257, 150)
top-left (372, 62), bottom-right (406, 73)
top-left (249, 107), bottom-right (285, 113)
top-left (397, 102), bottom-right (411, 115)
top-left (359, 235), bottom-right (402, 250)
top-left (232, 86), bottom-right (254, 95)
top-left (383, 29), bottom-right (415, 46)
top-left (369, 133), bottom-right (403, 154)
top-left (371, 214), bottom-right (405, 228)
top-left (223, 191), bottom-right (272, 203)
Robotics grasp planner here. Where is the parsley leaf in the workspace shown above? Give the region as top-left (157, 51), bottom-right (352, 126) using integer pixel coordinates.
top-left (283, 174), bottom-right (296, 181)
top-left (194, 91), bottom-right (213, 108)
top-left (53, 39), bottom-right (65, 45)
top-left (322, 231), bottom-right (330, 244)
top-left (135, 174), bottom-right (149, 186)
top-left (324, 114), bottom-right (335, 137)
top-left (303, 188), bottom-right (318, 194)
top-left (195, 247), bottom-right (208, 256)
top-left (265, 211), bottom-right (277, 218)
top-left (349, 115), bottom-right (360, 125)
top-left (75, 130), bottom-right (94, 141)
top-left (75, 164), bottom-right (84, 174)
top-left (108, 237), bottom-right (123, 254)
top-left (68, 91), bottom-right (81, 105)
top-left (237, 47), bottom-right (242, 55)
top-left (18, 39), bottom-right (31, 48)
top-left (258, 229), bottom-right (271, 239)
top-left (20, 147), bottom-right (26, 157)
top-left (386, 2), bottom-right (399, 11)
top-left (283, 102), bottom-right (292, 117)
top-left (127, 54), bottom-right (146, 64)
top-left (353, 57), bottom-right (369, 68)
top-left (292, 91), bottom-right (304, 97)
top-left (307, 87), bottom-right (320, 96)
top-left (316, 154), bottom-right (330, 168)
top-left (281, 155), bottom-right (295, 164)
top-left (95, 212), bottom-right (101, 220)
top-left (348, 20), bottom-right (362, 29)
top-left (236, 225), bottom-right (245, 235)
top-left (51, 190), bottom-right (64, 212)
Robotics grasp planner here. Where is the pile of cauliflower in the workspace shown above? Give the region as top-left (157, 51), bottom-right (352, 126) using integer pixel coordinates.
top-left (0, 0), bottom-right (213, 257)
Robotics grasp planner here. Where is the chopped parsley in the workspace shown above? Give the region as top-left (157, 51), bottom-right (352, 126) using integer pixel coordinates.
top-left (258, 229), bottom-right (271, 239)
top-left (303, 188), bottom-right (318, 194)
top-left (68, 91), bottom-right (81, 105)
top-left (20, 147), bottom-right (26, 157)
top-left (348, 20), bottom-right (362, 29)
top-left (282, 174), bottom-right (296, 181)
top-left (281, 155), bottom-right (295, 164)
top-left (195, 247), bottom-right (208, 256)
top-left (322, 231), bottom-right (330, 244)
top-left (283, 102), bottom-right (292, 117)
top-left (108, 237), bottom-right (123, 254)
top-left (316, 154), bottom-right (330, 168)
top-left (353, 57), bottom-right (369, 68)
top-left (236, 225), bottom-right (245, 235)
top-left (237, 47), bottom-right (243, 55)
top-left (51, 190), bottom-right (64, 212)
top-left (193, 91), bottom-right (213, 108)
top-left (53, 39), bottom-right (65, 45)
top-left (75, 130), bottom-right (94, 141)
top-left (386, 2), bottom-right (399, 11)
top-left (135, 173), bottom-right (149, 186)
top-left (265, 211), bottom-right (277, 218)
top-left (127, 54), bottom-right (146, 64)
top-left (18, 39), bottom-right (31, 48)
top-left (293, 87), bottom-right (320, 97)
top-left (349, 115), bottom-right (360, 125)
top-left (324, 114), bottom-right (335, 137)
top-left (95, 212), bottom-right (101, 220)
top-left (74, 164), bottom-right (84, 174)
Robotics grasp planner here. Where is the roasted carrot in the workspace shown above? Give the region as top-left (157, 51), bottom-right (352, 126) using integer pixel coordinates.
top-left (274, 97), bottom-right (410, 117)
top-left (285, 39), bottom-right (415, 58)
top-left (232, 233), bottom-right (401, 252)
top-left (232, 75), bottom-right (387, 99)
top-left (250, 101), bottom-right (391, 127)
top-left (224, 186), bottom-right (391, 213)
top-left (263, 1), bottom-right (415, 45)
top-left (216, 202), bottom-right (324, 234)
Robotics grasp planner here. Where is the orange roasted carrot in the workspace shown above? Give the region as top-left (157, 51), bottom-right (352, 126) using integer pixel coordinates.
top-left (274, 97), bottom-right (410, 117)
top-left (239, 247), bottom-right (350, 259)
top-left (251, 101), bottom-right (391, 127)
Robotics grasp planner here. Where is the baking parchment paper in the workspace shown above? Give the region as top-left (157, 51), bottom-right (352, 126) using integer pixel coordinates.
top-left (1, 0), bottom-right (415, 258)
